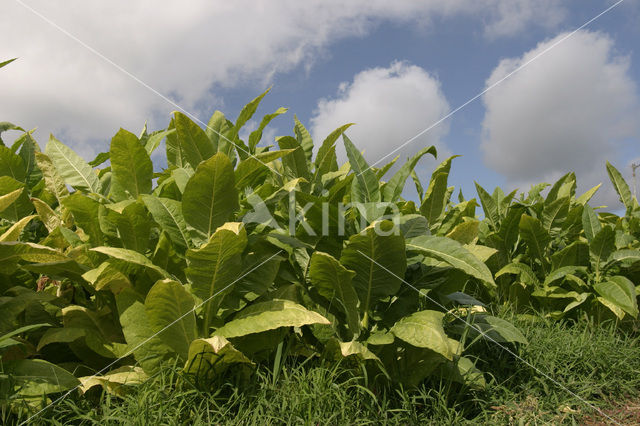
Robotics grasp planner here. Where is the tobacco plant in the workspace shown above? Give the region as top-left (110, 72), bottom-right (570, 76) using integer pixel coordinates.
top-left (0, 86), bottom-right (634, 414)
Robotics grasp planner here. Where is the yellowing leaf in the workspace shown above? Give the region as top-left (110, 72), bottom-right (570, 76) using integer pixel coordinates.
top-left (0, 188), bottom-right (23, 213)
top-left (214, 299), bottom-right (329, 338)
top-left (0, 214), bottom-right (36, 241)
top-left (391, 310), bottom-right (452, 360)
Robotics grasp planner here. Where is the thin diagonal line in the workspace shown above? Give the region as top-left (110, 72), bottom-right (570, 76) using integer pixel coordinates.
top-left (359, 0), bottom-right (626, 175)
top-left (356, 249), bottom-right (620, 425)
top-left (14, 0), bottom-right (282, 177)
top-left (20, 250), bottom-right (283, 425)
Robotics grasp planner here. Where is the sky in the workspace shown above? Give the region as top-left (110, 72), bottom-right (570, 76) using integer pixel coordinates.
top-left (1, 0), bottom-right (639, 208)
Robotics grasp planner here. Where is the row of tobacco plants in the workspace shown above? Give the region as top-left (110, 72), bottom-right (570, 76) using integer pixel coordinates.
top-left (1, 88), bottom-right (639, 418)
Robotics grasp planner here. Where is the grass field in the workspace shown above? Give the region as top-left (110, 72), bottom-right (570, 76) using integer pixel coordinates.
top-left (9, 310), bottom-right (640, 425)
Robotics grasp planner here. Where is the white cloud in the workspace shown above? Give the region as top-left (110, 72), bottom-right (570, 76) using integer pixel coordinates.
top-left (0, 1), bottom-right (565, 158)
top-left (310, 61), bottom-right (450, 171)
top-left (481, 30), bottom-right (639, 206)
top-left (482, 0), bottom-right (566, 38)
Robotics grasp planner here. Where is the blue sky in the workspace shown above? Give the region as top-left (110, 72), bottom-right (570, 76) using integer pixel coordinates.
top-left (2, 0), bottom-right (639, 206)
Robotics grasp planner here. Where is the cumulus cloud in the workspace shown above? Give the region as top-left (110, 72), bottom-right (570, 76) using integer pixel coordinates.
top-left (1, 0), bottom-right (565, 158)
top-left (481, 30), bottom-right (639, 206)
top-left (310, 61), bottom-right (450, 172)
top-left (482, 0), bottom-right (566, 38)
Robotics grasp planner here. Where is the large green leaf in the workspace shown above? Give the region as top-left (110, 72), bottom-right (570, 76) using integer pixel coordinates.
top-left (343, 134), bottom-right (379, 203)
top-left (383, 146), bottom-right (437, 202)
top-left (446, 220), bottom-right (479, 244)
top-left (313, 123), bottom-right (353, 184)
top-left (340, 221), bottom-right (406, 317)
top-left (0, 145), bottom-right (26, 182)
top-left (230, 88), bottom-right (270, 141)
top-left (0, 177), bottom-right (32, 221)
top-left (141, 195), bottom-right (190, 250)
top-left (545, 172), bottom-right (576, 204)
top-left (24, 258), bottom-right (88, 283)
top-left (436, 356), bottom-right (486, 389)
top-left (82, 261), bottom-right (131, 292)
top-left (343, 134), bottom-right (382, 221)
top-left (145, 279), bottom-right (197, 359)
top-left (438, 199), bottom-right (474, 236)
top-left (248, 107), bottom-right (288, 151)
top-left (0, 214), bottom-right (36, 241)
top-left (170, 167), bottom-right (193, 194)
top-left (61, 305), bottom-right (124, 359)
top-left (308, 251), bottom-right (360, 336)
top-left (0, 187), bottom-right (23, 214)
top-left (110, 128), bottom-right (153, 199)
top-left (594, 276), bottom-right (638, 318)
top-left (235, 149), bottom-right (294, 189)
top-left (34, 151), bottom-right (69, 203)
top-left (184, 335), bottom-right (252, 379)
top-left (2, 323), bottom-right (50, 350)
top-left (475, 182), bottom-right (499, 228)
top-left (277, 136), bottom-right (311, 182)
top-left (376, 156), bottom-right (399, 180)
top-left (167, 112), bottom-right (215, 169)
top-left (518, 215), bottom-right (550, 272)
top-left (590, 225), bottom-right (615, 278)
top-left (186, 223), bottom-right (247, 332)
top-left (0, 242), bottom-right (68, 274)
top-left (398, 214), bottom-right (429, 239)
top-left (0, 122), bottom-right (25, 149)
top-left (609, 249), bottom-right (640, 267)
top-left (205, 110), bottom-right (233, 155)
top-left (495, 262), bottom-right (540, 287)
top-left (420, 156), bottom-right (458, 228)
top-left (3, 359), bottom-right (80, 396)
top-left (576, 184), bottom-right (601, 205)
top-left (113, 201), bottom-right (151, 253)
top-left (214, 299), bottom-right (330, 338)
top-left (144, 128), bottom-right (174, 155)
top-left (31, 197), bottom-right (61, 232)
top-left (62, 192), bottom-right (104, 245)
top-left (543, 266), bottom-right (588, 286)
top-left (116, 288), bottom-right (175, 373)
top-left (582, 204), bottom-right (601, 242)
top-left (37, 327), bottom-right (86, 351)
top-left (91, 246), bottom-right (170, 280)
top-left (458, 314), bottom-right (528, 344)
top-left (606, 161), bottom-right (634, 214)
top-left (45, 135), bottom-right (101, 193)
top-left (551, 241), bottom-right (590, 269)
top-left (542, 197), bottom-right (569, 231)
top-left (391, 310), bottom-right (452, 360)
top-left (498, 205), bottom-right (524, 251)
top-left (182, 153), bottom-right (238, 238)
top-left (9, 133), bottom-right (38, 176)
top-left (407, 235), bottom-right (495, 287)
top-left (325, 339), bottom-right (383, 364)
top-left (221, 245), bottom-right (284, 313)
top-left (78, 366), bottom-right (148, 397)
top-left (293, 115), bottom-right (314, 163)
top-left (465, 244), bottom-right (497, 263)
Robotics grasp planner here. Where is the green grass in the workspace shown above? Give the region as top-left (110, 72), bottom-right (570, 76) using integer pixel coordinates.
top-left (7, 312), bottom-right (640, 425)
top-left (466, 312), bottom-right (640, 424)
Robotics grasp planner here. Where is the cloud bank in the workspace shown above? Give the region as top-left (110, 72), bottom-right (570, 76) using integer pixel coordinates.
top-left (481, 30), bottom-right (639, 205)
top-left (1, 0), bottom-right (565, 158)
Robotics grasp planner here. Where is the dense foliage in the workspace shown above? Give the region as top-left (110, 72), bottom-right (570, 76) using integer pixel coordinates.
top-left (0, 86), bottom-right (638, 419)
